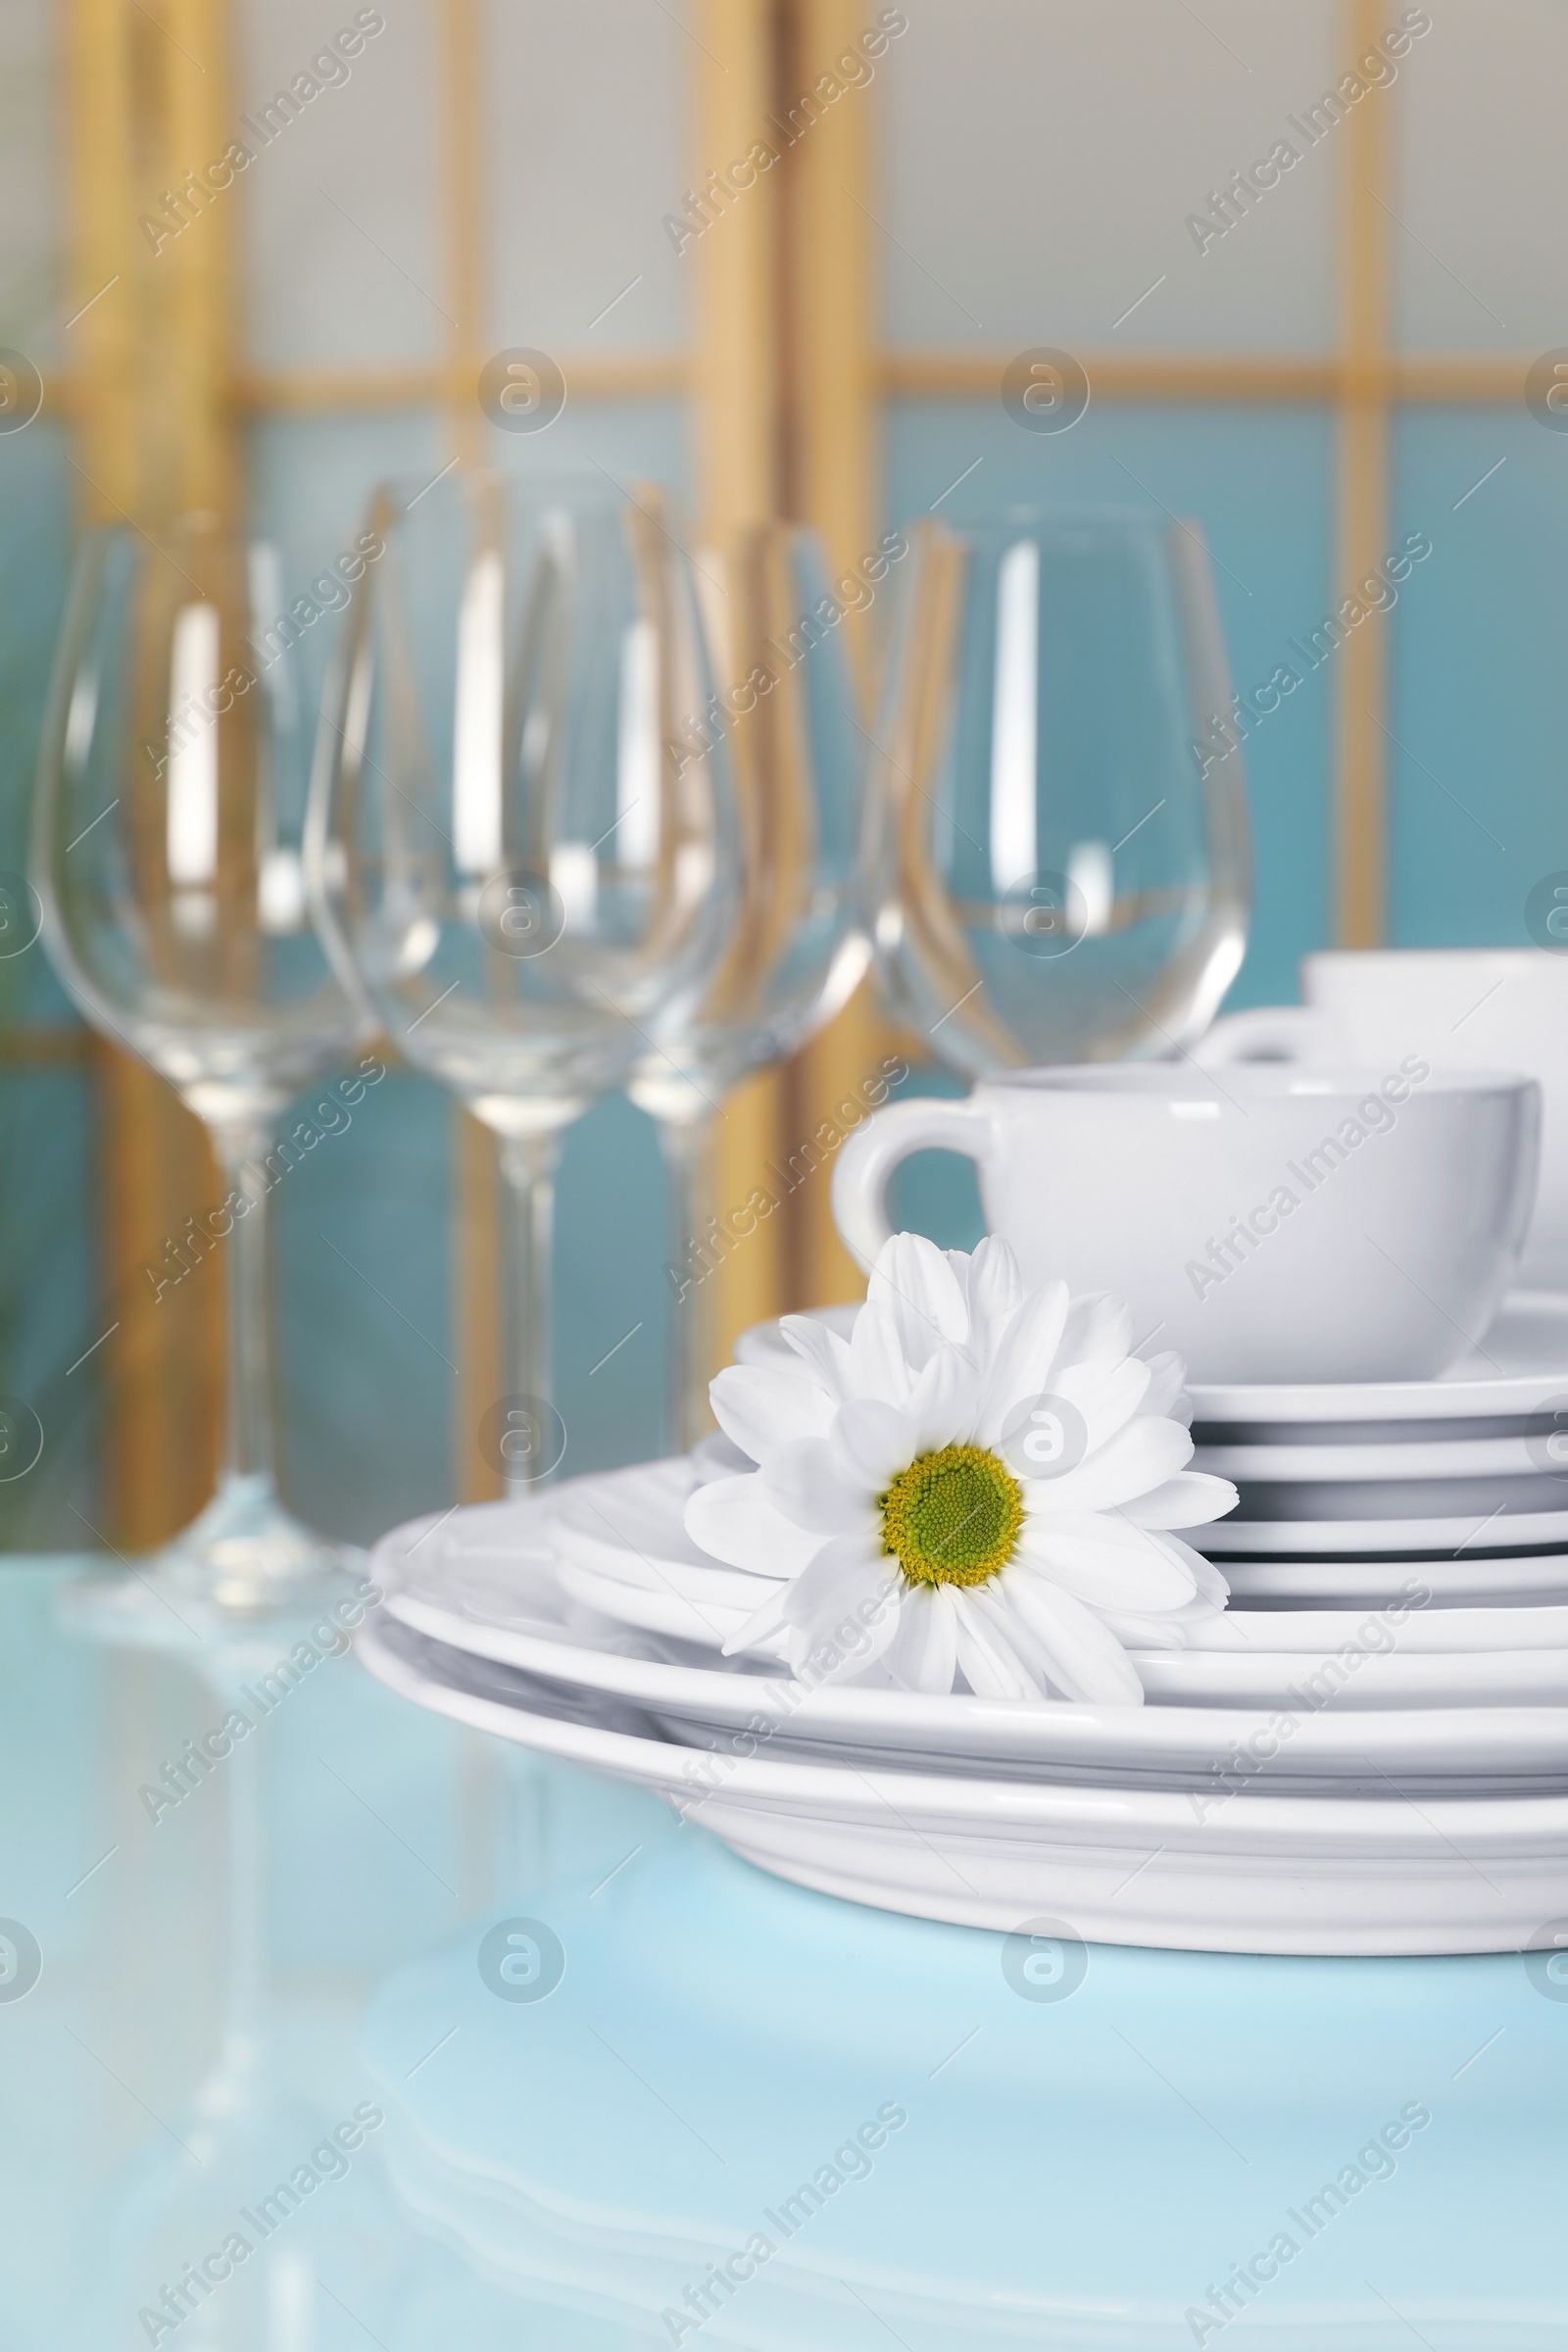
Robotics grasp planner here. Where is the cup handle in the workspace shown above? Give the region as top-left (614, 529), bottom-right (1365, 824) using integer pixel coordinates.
top-left (1191, 1004), bottom-right (1338, 1064)
top-left (832, 1096), bottom-right (994, 1275)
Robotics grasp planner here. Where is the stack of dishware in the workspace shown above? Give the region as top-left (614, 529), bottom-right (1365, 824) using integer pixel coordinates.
top-left (1187, 1291), bottom-right (1568, 1595)
top-left (357, 1366), bottom-right (1568, 1956)
top-left (356, 1049), bottom-right (1568, 1959)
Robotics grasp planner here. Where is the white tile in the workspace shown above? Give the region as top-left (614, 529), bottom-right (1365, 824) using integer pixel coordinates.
top-left (486, 0), bottom-right (689, 353)
top-left (1392, 0), bottom-right (1566, 350)
top-left (882, 0), bottom-right (1339, 351)
top-left (236, 0), bottom-right (445, 369)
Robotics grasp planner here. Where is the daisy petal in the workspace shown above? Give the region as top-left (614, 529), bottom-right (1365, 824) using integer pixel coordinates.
top-left (761, 1438), bottom-right (876, 1536)
top-left (950, 1235), bottom-right (1024, 1347)
top-left (1120, 1471), bottom-right (1239, 1529)
top-left (709, 1364), bottom-right (835, 1461)
top-left (778, 1313), bottom-right (856, 1397)
top-left (690, 1429), bottom-right (756, 1480)
top-left (1051, 1354), bottom-right (1152, 1454)
top-left (867, 1232), bottom-right (971, 1367)
top-left (1003, 1570), bottom-right (1146, 1705)
top-left (884, 1582), bottom-right (959, 1694)
top-left (1098, 1609), bottom-right (1189, 1652)
top-left (781, 1531), bottom-right (903, 1682)
top-left (829, 1396), bottom-right (920, 1492)
top-left (1081, 1523), bottom-right (1232, 1610)
top-left (1055, 1293), bottom-right (1137, 1371)
top-left (973, 1279), bottom-right (1071, 1445)
top-left (1025, 1415), bottom-right (1194, 1513)
top-left (905, 1342), bottom-right (986, 1453)
top-left (1186, 1550), bottom-right (1232, 1608)
top-left (1022, 1506), bottom-right (1173, 1552)
top-left (1100, 1593), bottom-right (1226, 1650)
top-left (719, 1578), bottom-right (794, 1655)
top-left (685, 1472), bottom-right (824, 1577)
top-left (847, 1300), bottom-right (918, 1406)
top-left (952, 1590), bottom-right (1041, 1699)
top-left (1120, 1524), bottom-right (1230, 1601)
top-left (1141, 1349), bottom-right (1192, 1424)
top-left (1016, 1521), bottom-right (1197, 1611)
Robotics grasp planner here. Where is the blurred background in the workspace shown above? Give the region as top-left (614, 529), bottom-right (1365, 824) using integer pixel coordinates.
top-left (1, 0), bottom-right (1564, 1559)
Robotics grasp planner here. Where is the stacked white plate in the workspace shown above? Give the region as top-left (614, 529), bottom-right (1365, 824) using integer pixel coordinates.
top-left (358, 1298), bottom-right (1568, 1956)
top-left (1184, 1289), bottom-right (1568, 1598)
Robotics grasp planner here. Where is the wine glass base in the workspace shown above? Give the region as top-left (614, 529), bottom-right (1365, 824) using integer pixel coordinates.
top-left (58, 1476), bottom-right (368, 1652)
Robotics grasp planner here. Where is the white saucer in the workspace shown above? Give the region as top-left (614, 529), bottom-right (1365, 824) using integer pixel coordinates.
top-left (740, 1292), bottom-right (1568, 1429)
top-left (1191, 1290), bottom-right (1568, 1424)
top-left (356, 1612), bottom-right (1568, 1955)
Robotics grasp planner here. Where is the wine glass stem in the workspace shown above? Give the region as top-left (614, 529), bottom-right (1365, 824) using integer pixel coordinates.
top-left (211, 1124), bottom-right (278, 1494)
top-left (660, 1107), bottom-right (719, 1455)
top-left (498, 1129), bottom-right (561, 1494)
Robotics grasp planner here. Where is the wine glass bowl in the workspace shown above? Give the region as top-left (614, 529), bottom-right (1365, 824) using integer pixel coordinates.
top-left (309, 469), bottom-right (741, 1487)
top-left (862, 508), bottom-right (1250, 1077)
top-left (630, 522), bottom-right (868, 1114)
top-left (36, 515), bottom-right (365, 1128)
top-left (312, 472), bottom-right (736, 1137)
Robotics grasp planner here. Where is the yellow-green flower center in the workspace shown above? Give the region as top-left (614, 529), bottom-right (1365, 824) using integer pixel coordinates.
top-left (879, 1444), bottom-right (1024, 1589)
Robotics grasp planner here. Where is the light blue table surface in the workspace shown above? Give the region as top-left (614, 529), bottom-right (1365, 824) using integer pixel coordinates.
top-left (1, 1559), bottom-right (674, 2348)
top-left (5, 1559), bottom-right (1566, 2351)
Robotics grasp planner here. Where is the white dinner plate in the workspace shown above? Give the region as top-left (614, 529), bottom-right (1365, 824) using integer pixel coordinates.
top-left (1193, 1434), bottom-right (1567, 1480)
top-left (408, 1461), bottom-right (778, 1655)
top-left (376, 1517), bottom-right (1568, 1786)
top-left (1219, 1474), bottom-right (1568, 1522)
top-left (1222, 1554), bottom-right (1568, 1604)
top-left (545, 1458), bottom-right (802, 1654)
top-left (1192, 1505), bottom-right (1568, 1554)
top-left (390, 1523), bottom-right (1568, 1657)
top-left (390, 1548), bottom-right (1568, 1712)
top-left (388, 1577), bottom-right (1568, 1729)
top-left (356, 1613), bottom-right (1568, 1955)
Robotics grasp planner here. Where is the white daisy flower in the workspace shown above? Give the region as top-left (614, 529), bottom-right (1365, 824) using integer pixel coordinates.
top-left (684, 1232), bottom-right (1239, 1706)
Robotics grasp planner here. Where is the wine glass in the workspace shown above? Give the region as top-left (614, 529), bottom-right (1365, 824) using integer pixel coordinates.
top-left (861, 508), bottom-right (1250, 1074)
top-left (33, 514), bottom-right (370, 1619)
top-left (307, 469), bottom-right (738, 1493)
top-left (626, 523), bottom-right (868, 1451)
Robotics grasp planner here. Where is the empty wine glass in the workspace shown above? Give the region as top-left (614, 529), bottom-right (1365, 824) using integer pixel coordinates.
top-left (307, 469), bottom-right (738, 1492)
top-left (627, 522), bottom-right (868, 1450)
top-left (861, 508), bottom-right (1250, 1074)
top-left (33, 514), bottom-right (370, 1620)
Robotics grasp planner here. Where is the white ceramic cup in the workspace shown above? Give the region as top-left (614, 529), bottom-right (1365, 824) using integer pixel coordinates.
top-left (830, 1064), bottom-right (1541, 1384)
top-left (1196, 950), bottom-right (1568, 1292)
